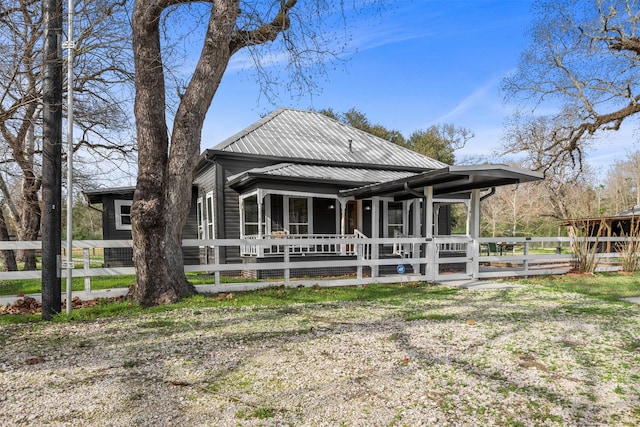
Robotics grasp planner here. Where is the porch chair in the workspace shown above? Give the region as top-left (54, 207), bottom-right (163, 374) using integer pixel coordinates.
top-left (485, 242), bottom-right (498, 256)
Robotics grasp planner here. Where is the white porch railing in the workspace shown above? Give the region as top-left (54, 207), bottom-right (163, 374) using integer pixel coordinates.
top-left (241, 230), bottom-right (371, 258)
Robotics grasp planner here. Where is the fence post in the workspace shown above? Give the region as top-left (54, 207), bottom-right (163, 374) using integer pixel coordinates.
top-left (83, 248), bottom-right (91, 293)
top-left (357, 242), bottom-right (363, 280)
top-left (214, 246), bottom-right (220, 286)
top-left (284, 243), bottom-right (290, 285)
top-left (523, 238), bottom-right (530, 276)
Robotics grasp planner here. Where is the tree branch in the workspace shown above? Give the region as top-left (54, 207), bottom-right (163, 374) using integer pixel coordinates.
top-left (229, 0), bottom-right (297, 53)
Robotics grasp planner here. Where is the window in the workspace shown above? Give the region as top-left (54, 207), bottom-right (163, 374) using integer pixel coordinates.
top-left (196, 198), bottom-right (204, 240)
top-left (114, 200), bottom-right (133, 231)
top-left (288, 197), bottom-right (309, 235)
top-left (206, 193), bottom-right (214, 239)
top-left (243, 195), bottom-right (265, 236)
top-left (387, 201), bottom-right (404, 237)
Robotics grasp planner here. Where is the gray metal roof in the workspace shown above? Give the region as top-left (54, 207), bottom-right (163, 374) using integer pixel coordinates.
top-left (228, 163), bottom-right (416, 190)
top-left (340, 164), bottom-right (544, 200)
top-left (615, 205), bottom-right (640, 217)
top-left (211, 108), bottom-right (447, 170)
top-left (83, 186), bottom-right (135, 204)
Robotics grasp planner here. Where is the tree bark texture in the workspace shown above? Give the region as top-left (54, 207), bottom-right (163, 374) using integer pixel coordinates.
top-left (0, 206), bottom-right (18, 272)
top-left (16, 173), bottom-right (41, 270)
top-left (130, 0), bottom-right (296, 306)
top-left (130, 0), bottom-right (177, 306)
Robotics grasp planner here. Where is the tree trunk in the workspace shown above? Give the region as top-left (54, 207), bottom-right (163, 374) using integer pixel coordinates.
top-left (0, 205), bottom-right (17, 272)
top-left (129, 0), bottom-right (175, 306)
top-left (129, 0), bottom-right (239, 306)
top-left (16, 173), bottom-right (41, 270)
top-left (130, 0), bottom-right (293, 306)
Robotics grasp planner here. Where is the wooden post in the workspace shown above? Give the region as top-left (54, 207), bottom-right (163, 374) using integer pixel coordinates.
top-left (469, 189), bottom-right (481, 279)
top-left (83, 248), bottom-right (91, 293)
top-left (371, 196), bottom-right (380, 277)
top-left (424, 187), bottom-right (435, 282)
top-left (41, 0), bottom-right (63, 320)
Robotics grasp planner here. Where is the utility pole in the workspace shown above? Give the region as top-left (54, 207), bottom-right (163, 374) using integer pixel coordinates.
top-left (64, 0), bottom-right (75, 315)
top-left (41, 0), bottom-right (63, 320)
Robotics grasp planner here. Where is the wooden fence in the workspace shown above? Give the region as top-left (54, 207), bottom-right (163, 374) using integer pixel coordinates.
top-left (0, 236), bottom-right (633, 297)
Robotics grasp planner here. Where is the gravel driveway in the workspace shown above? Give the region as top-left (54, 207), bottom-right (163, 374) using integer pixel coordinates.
top-left (1, 285), bottom-right (639, 426)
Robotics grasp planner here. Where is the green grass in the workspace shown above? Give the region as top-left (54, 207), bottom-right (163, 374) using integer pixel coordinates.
top-left (0, 272), bottom-right (256, 296)
top-left (0, 282), bottom-right (456, 324)
top-left (2, 270), bottom-right (640, 325)
top-left (506, 271), bottom-right (640, 302)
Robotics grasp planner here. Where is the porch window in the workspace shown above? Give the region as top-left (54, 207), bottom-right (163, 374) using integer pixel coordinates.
top-left (114, 200), bottom-right (132, 231)
top-left (387, 201), bottom-right (404, 237)
top-left (243, 195), bottom-right (265, 236)
top-left (289, 197), bottom-right (309, 235)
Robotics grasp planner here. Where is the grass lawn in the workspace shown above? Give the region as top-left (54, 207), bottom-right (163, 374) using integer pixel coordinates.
top-left (1, 278), bottom-right (639, 425)
top-left (1, 271), bottom-right (639, 324)
top-left (505, 271), bottom-right (640, 302)
top-left (0, 272), bottom-right (255, 297)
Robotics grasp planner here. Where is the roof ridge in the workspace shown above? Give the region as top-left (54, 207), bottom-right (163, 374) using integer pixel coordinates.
top-left (208, 107), bottom-right (447, 170)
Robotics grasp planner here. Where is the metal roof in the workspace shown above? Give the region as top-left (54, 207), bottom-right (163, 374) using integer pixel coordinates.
top-left (210, 108), bottom-right (447, 170)
top-left (228, 163), bottom-right (416, 190)
top-left (339, 164), bottom-right (544, 200)
top-left (83, 186), bottom-right (135, 204)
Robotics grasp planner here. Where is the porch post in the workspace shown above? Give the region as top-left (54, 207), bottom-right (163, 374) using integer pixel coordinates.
top-left (257, 189), bottom-right (264, 239)
top-left (411, 199), bottom-right (421, 274)
top-left (257, 190), bottom-right (264, 257)
top-left (424, 187), bottom-right (435, 282)
top-left (469, 189), bottom-right (481, 279)
top-left (371, 196), bottom-right (380, 277)
top-left (339, 199), bottom-right (347, 255)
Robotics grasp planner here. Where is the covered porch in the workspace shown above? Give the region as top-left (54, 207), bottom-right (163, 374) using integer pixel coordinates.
top-left (230, 164), bottom-right (542, 280)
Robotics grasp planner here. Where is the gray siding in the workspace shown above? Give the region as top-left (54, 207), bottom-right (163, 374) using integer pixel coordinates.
top-left (101, 188), bottom-right (200, 267)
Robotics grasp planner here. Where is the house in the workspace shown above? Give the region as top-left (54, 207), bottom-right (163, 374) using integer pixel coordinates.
top-left (83, 185), bottom-right (201, 267)
top-left (85, 108), bottom-right (543, 278)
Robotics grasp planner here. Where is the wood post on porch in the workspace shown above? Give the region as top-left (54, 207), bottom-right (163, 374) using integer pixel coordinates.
top-left (424, 187), bottom-right (436, 282)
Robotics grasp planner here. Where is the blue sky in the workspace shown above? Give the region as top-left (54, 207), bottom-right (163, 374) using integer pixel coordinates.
top-left (200, 0), bottom-right (635, 175)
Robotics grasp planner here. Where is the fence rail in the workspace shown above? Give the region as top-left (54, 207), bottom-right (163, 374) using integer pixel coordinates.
top-left (0, 236), bottom-right (636, 299)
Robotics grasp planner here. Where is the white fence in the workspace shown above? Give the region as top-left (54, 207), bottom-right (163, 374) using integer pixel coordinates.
top-left (0, 236), bottom-right (634, 297)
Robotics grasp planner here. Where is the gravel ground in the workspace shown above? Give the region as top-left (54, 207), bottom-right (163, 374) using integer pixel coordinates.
top-left (1, 285), bottom-right (640, 426)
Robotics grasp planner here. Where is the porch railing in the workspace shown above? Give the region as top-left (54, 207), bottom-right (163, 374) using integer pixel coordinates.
top-left (241, 231), bottom-right (371, 258)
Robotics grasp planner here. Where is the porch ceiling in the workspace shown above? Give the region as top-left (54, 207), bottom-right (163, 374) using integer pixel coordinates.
top-left (339, 164), bottom-right (544, 200)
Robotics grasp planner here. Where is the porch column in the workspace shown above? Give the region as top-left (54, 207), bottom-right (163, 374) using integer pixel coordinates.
top-left (371, 196), bottom-right (380, 277)
top-left (339, 198), bottom-right (347, 255)
top-left (340, 199), bottom-right (347, 236)
top-left (257, 189), bottom-right (264, 257)
top-left (469, 189), bottom-right (481, 279)
top-left (257, 193), bottom-right (263, 239)
top-left (412, 199), bottom-right (421, 274)
top-left (412, 199), bottom-right (421, 237)
top-left (424, 187), bottom-right (435, 282)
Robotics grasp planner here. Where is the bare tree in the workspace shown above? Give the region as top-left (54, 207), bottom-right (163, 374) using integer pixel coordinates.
top-left (0, 0), bottom-right (134, 269)
top-left (503, 115), bottom-right (597, 222)
top-left (601, 150), bottom-right (640, 212)
top-left (130, 0), bottom-right (387, 306)
top-left (503, 0), bottom-right (640, 171)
